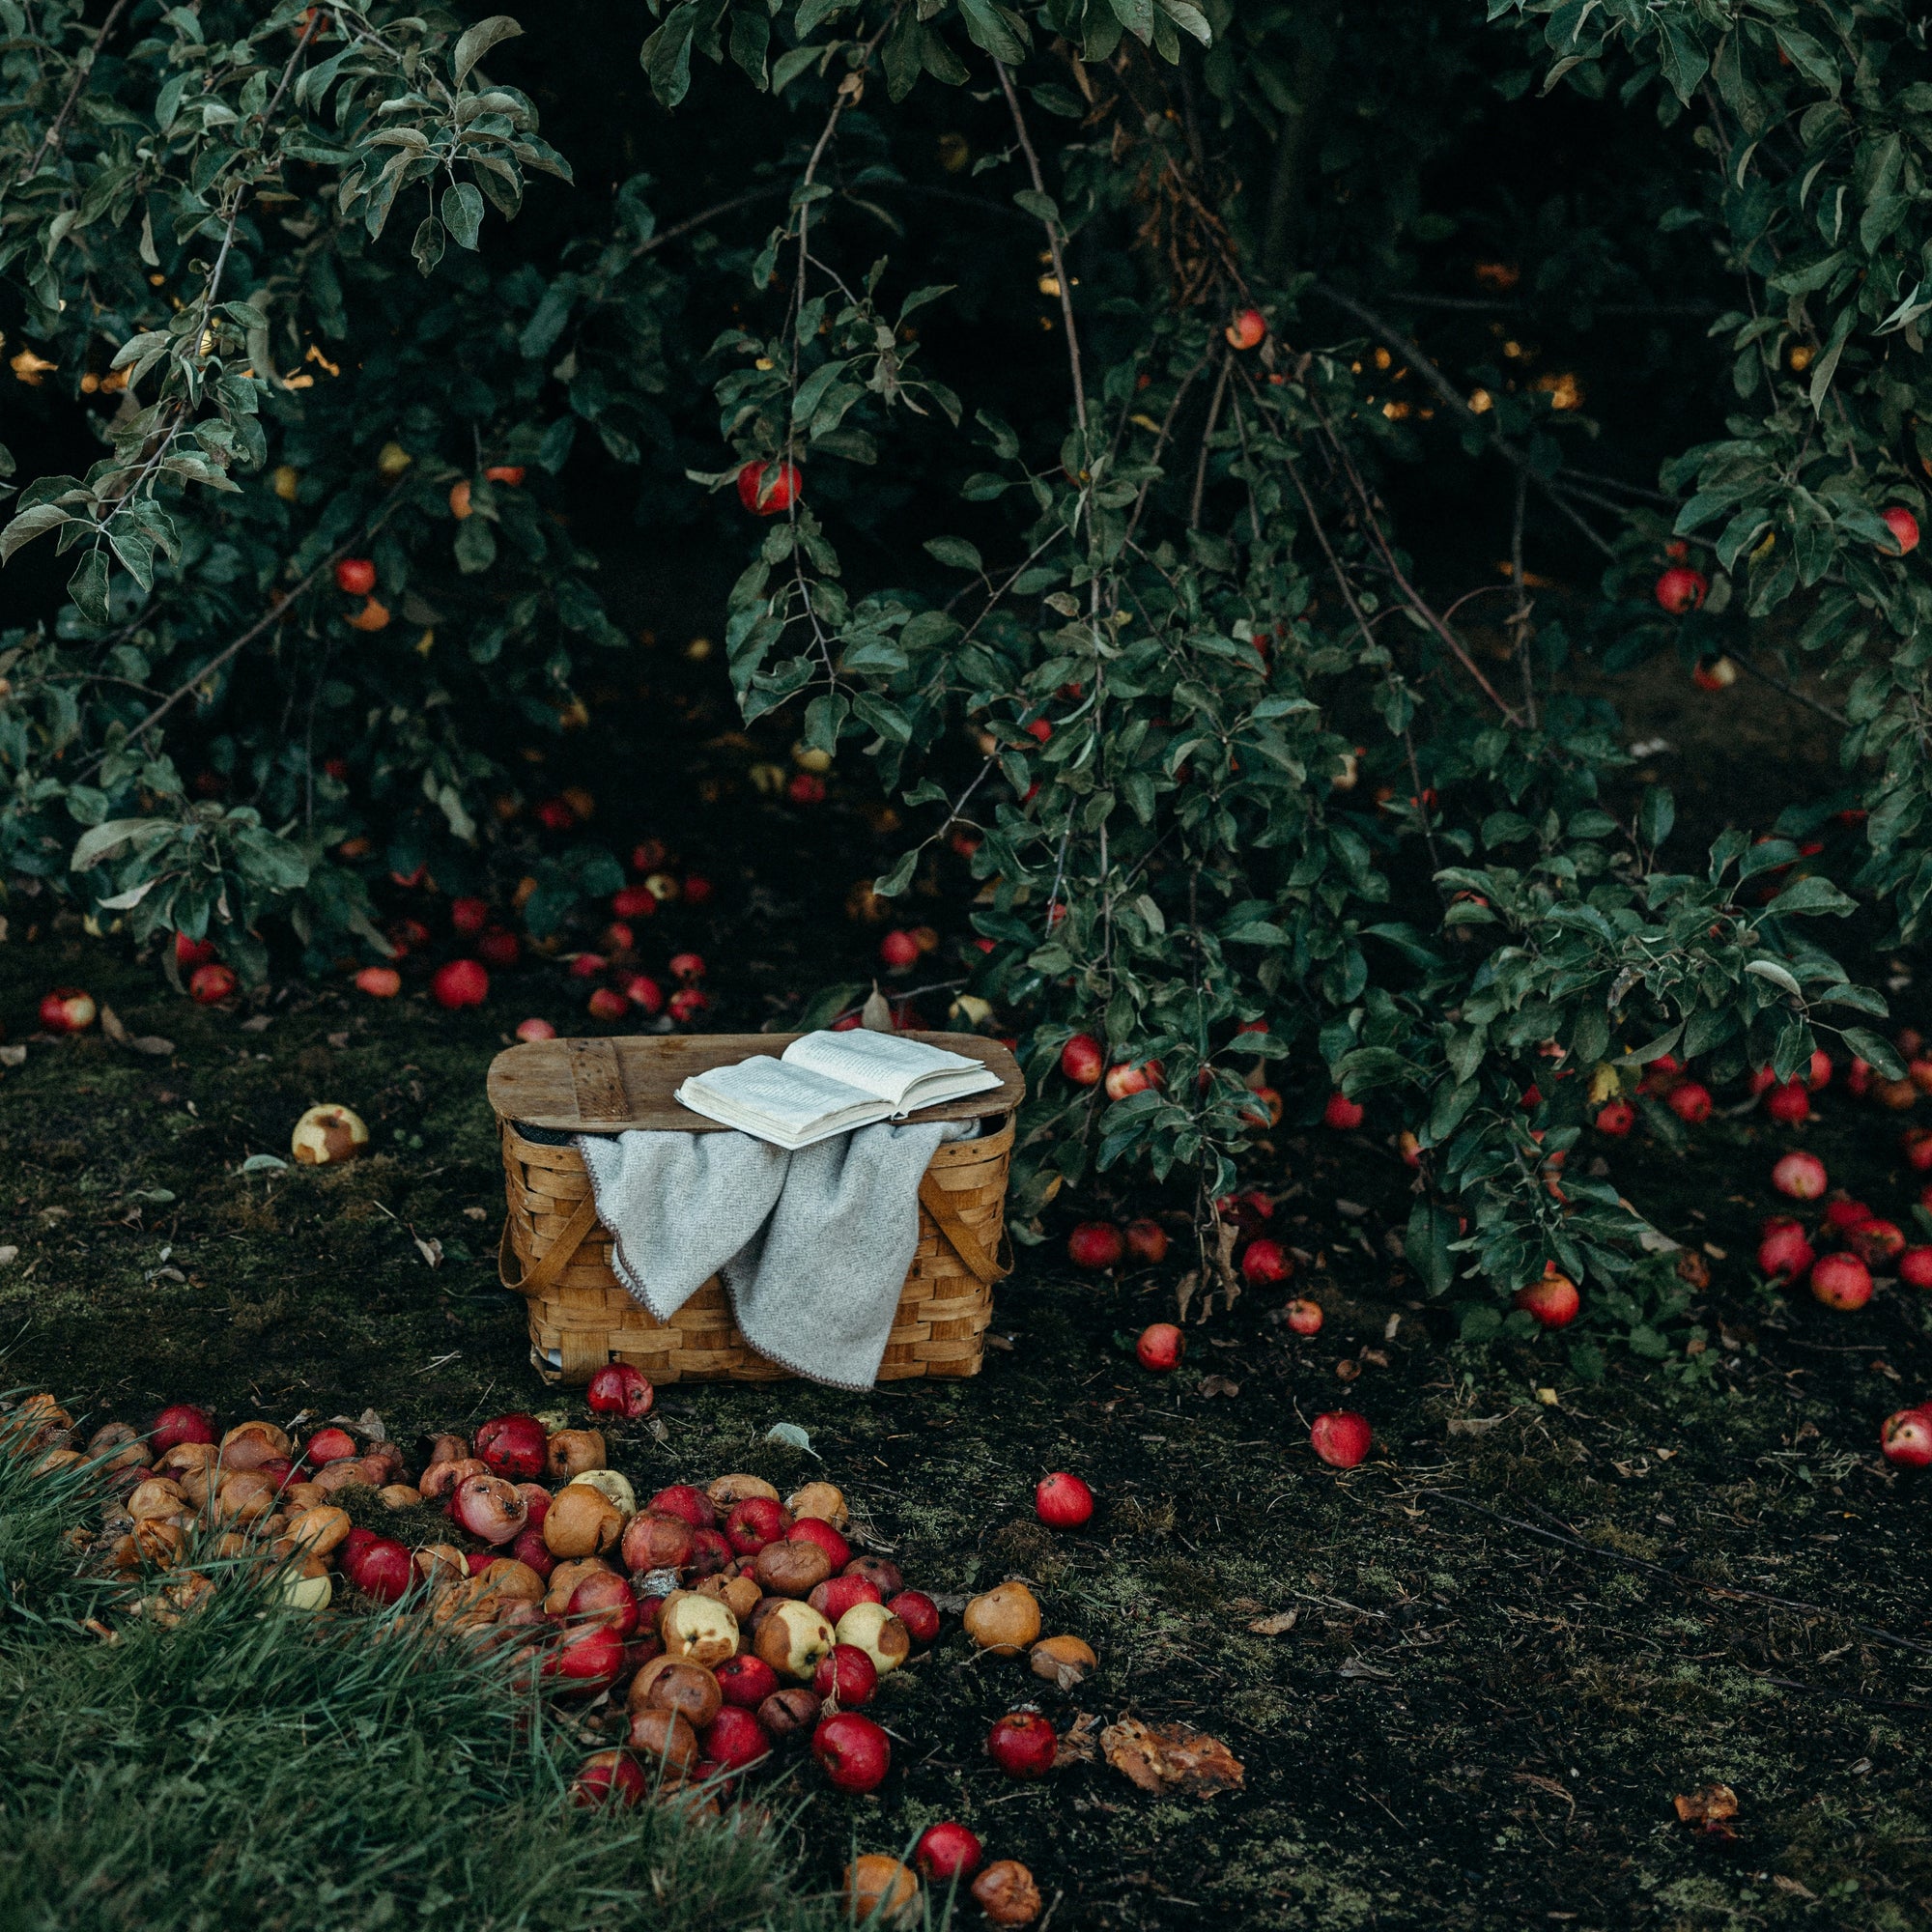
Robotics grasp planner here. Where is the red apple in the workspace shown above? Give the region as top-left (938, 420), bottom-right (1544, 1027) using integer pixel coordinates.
top-left (481, 928), bottom-right (522, 968)
top-left (571, 1748), bottom-right (647, 1807)
top-left (1757, 1222), bottom-right (1814, 1281)
top-left (1899, 1247), bottom-right (1932, 1290)
top-left (1124, 1217), bottom-right (1169, 1264)
top-left (1881, 505), bottom-right (1920, 556)
top-left (1594, 1099), bottom-right (1634, 1136)
top-left (1225, 306), bottom-right (1266, 351)
top-left (1035, 1471), bottom-right (1094, 1528)
top-left (1103, 1059), bottom-right (1162, 1100)
top-left (568, 1571), bottom-right (640, 1638)
top-left (38, 987), bottom-right (97, 1034)
top-left (586, 1363), bottom-right (654, 1419)
top-left (1825, 1198), bottom-right (1874, 1234)
top-left (1810, 1252), bottom-right (1872, 1311)
top-left (809, 1574), bottom-right (882, 1625)
top-left (1806, 1049), bottom-right (1833, 1090)
top-left (1665, 1080), bottom-right (1712, 1124)
top-left (716, 1654), bottom-right (780, 1709)
top-left (334, 556), bottom-right (377, 595)
top-left (1514, 1267), bottom-right (1580, 1328)
top-left (812, 1642), bottom-right (878, 1707)
top-left (175, 931), bottom-right (218, 970)
top-left (621, 972), bottom-right (665, 1014)
top-left (1310, 1410), bottom-right (1371, 1468)
top-left (450, 896), bottom-right (489, 934)
top-left (1135, 1322), bottom-right (1183, 1372)
top-left (1066, 1222), bottom-right (1124, 1269)
top-left (1773, 1151), bottom-right (1827, 1199)
top-left (1283, 1297), bottom-right (1323, 1337)
top-left (510, 1525), bottom-right (554, 1578)
top-left (1240, 1238), bottom-right (1291, 1285)
top-left (1850, 1218), bottom-right (1906, 1266)
top-left (355, 966), bottom-right (402, 999)
top-left (788, 1516), bottom-right (850, 1572)
top-left (646, 1483), bottom-right (713, 1529)
top-left (431, 958), bottom-right (488, 1009)
top-left (915, 1821), bottom-right (983, 1883)
top-left (303, 1426), bottom-right (358, 1466)
top-left (349, 1535), bottom-right (413, 1604)
top-left (547, 1621), bottom-right (625, 1691)
top-left (811, 1711), bottom-right (891, 1792)
top-left (725, 1495), bottom-right (790, 1556)
top-left (150, 1403), bottom-right (215, 1454)
top-left (668, 952), bottom-right (705, 982)
top-left (1764, 1079), bottom-right (1810, 1125)
top-left (702, 1705), bottom-right (772, 1774)
top-left (587, 986), bottom-right (627, 1021)
top-left (1654, 566), bottom-right (1708, 613)
top-left (879, 930), bottom-right (920, 970)
top-left (737, 458), bottom-right (801, 516)
top-left (1322, 1092), bottom-right (1364, 1130)
top-left (1059, 1033), bottom-right (1104, 1086)
top-left (611, 886), bottom-right (658, 920)
top-left (986, 1710), bottom-right (1057, 1779)
top-left (885, 1589), bottom-right (939, 1647)
top-left (668, 987), bottom-right (708, 1024)
top-left (1880, 1407), bottom-right (1932, 1467)
top-left (474, 1413), bottom-right (547, 1480)
top-left (513, 1017), bottom-right (554, 1042)
top-left (686, 1528), bottom-right (732, 1577)
top-left (187, 963), bottom-right (237, 1004)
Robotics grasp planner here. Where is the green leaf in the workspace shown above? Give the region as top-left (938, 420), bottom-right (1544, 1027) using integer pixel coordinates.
top-left (68, 547), bottom-right (109, 625)
top-left (923, 536), bottom-right (982, 572)
top-left (1766, 875), bottom-right (1855, 919)
top-left (454, 14), bottom-right (524, 85)
top-left (440, 182), bottom-right (485, 250)
top-left (1842, 1028), bottom-right (1906, 1080)
top-left (1637, 786), bottom-right (1674, 849)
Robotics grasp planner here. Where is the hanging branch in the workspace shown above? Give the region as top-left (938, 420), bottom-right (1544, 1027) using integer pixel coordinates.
top-left (1508, 470), bottom-right (1538, 729)
top-left (993, 57), bottom-right (1087, 437)
top-left (1310, 281), bottom-right (1618, 561)
top-left (15, 0), bottom-right (134, 183)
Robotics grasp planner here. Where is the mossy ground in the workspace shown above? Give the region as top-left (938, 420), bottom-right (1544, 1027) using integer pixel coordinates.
top-left (2, 662), bottom-right (1928, 1929)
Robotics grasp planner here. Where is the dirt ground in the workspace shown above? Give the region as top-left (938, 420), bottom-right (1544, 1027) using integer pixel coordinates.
top-left (2, 651), bottom-right (1929, 1929)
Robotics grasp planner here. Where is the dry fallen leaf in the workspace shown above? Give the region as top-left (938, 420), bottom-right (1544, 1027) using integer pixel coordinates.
top-left (1672, 1782), bottom-right (1738, 1825)
top-left (240, 1014), bottom-right (272, 1033)
top-left (1052, 1711), bottom-right (1100, 1769)
top-left (0, 1044), bottom-right (25, 1067)
top-left (1447, 1413), bottom-right (1507, 1436)
top-left (1771, 1876), bottom-right (1816, 1901)
top-left (1247, 1609), bottom-right (1298, 1635)
top-left (1196, 1375), bottom-right (1240, 1399)
top-left (1101, 1718), bottom-right (1244, 1796)
top-left (1337, 1656), bottom-right (1394, 1681)
top-left (413, 1235), bottom-right (444, 1268)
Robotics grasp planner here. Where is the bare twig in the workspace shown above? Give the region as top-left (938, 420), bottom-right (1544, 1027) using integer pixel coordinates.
top-left (1188, 355), bottom-right (1232, 528)
top-left (1310, 282), bottom-right (1618, 561)
top-left (83, 504), bottom-right (404, 778)
top-left (1293, 377), bottom-right (1524, 725)
top-left (1508, 470), bottom-right (1538, 729)
top-left (993, 58), bottom-right (1086, 437)
top-left (1727, 646), bottom-right (1848, 727)
top-left (1387, 291), bottom-right (1720, 320)
top-left (1122, 354), bottom-right (1209, 545)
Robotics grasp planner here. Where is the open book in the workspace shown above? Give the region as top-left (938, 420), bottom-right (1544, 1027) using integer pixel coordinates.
top-left (673, 1030), bottom-right (1001, 1150)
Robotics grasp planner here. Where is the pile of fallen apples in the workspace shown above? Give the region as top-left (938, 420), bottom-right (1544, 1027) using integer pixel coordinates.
top-left (1, 1367), bottom-right (1106, 1926)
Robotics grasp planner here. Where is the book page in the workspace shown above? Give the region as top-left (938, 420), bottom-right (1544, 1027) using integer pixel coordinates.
top-left (782, 1029), bottom-right (982, 1108)
top-left (679, 1054), bottom-right (867, 1134)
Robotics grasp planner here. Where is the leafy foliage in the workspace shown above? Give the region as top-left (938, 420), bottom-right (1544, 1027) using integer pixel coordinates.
top-left (0, 0), bottom-right (1919, 1311)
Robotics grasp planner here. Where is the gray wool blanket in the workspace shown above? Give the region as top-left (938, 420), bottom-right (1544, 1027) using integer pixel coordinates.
top-left (575, 1119), bottom-right (972, 1392)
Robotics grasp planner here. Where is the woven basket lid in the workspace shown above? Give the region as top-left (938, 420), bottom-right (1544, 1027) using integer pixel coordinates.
top-left (487, 1031), bottom-right (1024, 1135)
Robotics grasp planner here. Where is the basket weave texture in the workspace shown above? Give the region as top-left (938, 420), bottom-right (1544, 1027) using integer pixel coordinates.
top-left (497, 1115), bottom-right (1012, 1384)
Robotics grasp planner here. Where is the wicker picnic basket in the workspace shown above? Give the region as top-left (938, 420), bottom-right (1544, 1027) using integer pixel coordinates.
top-left (489, 1033), bottom-right (1022, 1385)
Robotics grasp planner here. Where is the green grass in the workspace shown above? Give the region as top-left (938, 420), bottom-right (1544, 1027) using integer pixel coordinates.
top-left (0, 1440), bottom-right (848, 1932)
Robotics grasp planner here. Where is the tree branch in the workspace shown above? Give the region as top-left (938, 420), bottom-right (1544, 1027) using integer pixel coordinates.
top-left (1309, 281), bottom-right (1619, 560)
top-left (16, 0), bottom-right (133, 184)
top-left (993, 58), bottom-right (1086, 437)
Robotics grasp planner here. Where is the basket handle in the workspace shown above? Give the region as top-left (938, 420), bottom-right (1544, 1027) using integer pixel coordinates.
top-left (919, 1173), bottom-right (1011, 1284)
top-left (498, 1190), bottom-right (602, 1300)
